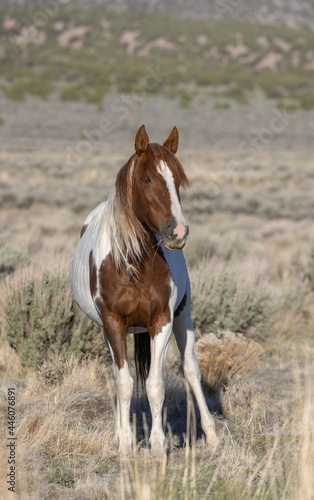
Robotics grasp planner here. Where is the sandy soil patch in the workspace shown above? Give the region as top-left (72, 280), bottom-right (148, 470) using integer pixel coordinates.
top-left (256, 35), bottom-right (269, 48)
top-left (241, 52), bottom-right (258, 64)
top-left (119, 29), bottom-right (141, 55)
top-left (226, 42), bottom-right (249, 58)
top-left (14, 26), bottom-right (46, 46)
top-left (57, 26), bottom-right (89, 48)
top-left (305, 50), bottom-right (314, 70)
top-left (3, 16), bottom-right (18, 31)
top-left (53, 20), bottom-right (65, 32)
top-left (291, 50), bottom-right (300, 66)
top-left (205, 46), bottom-right (220, 60)
top-left (256, 52), bottom-right (283, 70)
top-left (274, 37), bottom-right (291, 51)
top-left (138, 37), bottom-right (176, 56)
top-left (196, 34), bottom-right (208, 45)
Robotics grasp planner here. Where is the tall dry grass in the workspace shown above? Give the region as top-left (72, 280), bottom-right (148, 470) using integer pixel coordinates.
top-left (1, 333), bottom-right (313, 499)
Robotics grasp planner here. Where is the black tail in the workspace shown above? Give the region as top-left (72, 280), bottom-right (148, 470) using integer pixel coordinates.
top-left (134, 331), bottom-right (151, 393)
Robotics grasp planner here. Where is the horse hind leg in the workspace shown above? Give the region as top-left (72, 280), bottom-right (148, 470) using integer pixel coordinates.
top-left (173, 307), bottom-right (219, 449)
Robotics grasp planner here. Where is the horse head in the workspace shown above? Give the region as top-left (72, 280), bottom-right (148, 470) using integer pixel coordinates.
top-left (130, 124), bottom-right (190, 251)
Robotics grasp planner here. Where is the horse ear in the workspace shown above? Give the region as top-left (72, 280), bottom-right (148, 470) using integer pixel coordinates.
top-left (135, 124), bottom-right (149, 155)
top-left (163, 126), bottom-right (179, 154)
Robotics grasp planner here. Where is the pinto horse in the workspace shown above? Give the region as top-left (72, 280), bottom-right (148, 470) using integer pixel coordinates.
top-left (70, 125), bottom-right (218, 457)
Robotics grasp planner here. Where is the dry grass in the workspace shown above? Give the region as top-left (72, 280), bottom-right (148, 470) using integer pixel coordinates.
top-left (0, 347), bottom-right (313, 499)
top-left (16, 357), bottom-right (115, 459)
top-left (194, 331), bottom-right (264, 392)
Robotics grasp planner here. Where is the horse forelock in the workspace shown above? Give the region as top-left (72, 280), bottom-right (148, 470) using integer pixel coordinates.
top-left (142, 143), bottom-right (190, 189)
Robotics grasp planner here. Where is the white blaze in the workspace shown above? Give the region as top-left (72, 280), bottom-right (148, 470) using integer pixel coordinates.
top-left (157, 160), bottom-right (187, 239)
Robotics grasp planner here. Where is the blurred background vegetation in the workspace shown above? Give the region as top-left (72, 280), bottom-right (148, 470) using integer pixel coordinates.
top-left (1, 1), bottom-right (314, 110)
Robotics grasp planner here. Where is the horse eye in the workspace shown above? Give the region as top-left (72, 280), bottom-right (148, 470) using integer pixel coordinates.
top-left (146, 175), bottom-right (153, 183)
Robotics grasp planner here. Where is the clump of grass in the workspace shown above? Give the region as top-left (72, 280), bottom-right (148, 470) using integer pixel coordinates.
top-left (47, 464), bottom-right (74, 488)
top-left (194, 331), bottom-right (264, 393)
top-left (0, 244), bottom-right (30, 275)
top-left (4, 266), bottom-right (106, 369)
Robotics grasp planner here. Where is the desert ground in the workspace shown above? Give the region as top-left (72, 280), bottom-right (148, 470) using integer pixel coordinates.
top-left (0, 91), bottom-right (314, 499)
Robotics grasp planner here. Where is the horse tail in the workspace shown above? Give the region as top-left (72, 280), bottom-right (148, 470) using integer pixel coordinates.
top-left (134, 331), bottom-right (151, 393)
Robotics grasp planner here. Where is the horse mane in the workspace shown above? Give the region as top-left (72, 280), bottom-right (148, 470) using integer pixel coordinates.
top-left (94, 143), bottom-right (189, 274)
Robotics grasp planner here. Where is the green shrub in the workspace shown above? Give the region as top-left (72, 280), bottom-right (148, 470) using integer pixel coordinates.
top-left (214, 101), bottom-right (230, 110)
top-left (276, 100), bottom-right (298, 113)
top-left (5, 268), bottom-right (106, 369)
top-left (60, 84), bottom-right (84, 102)
top-left (5, 83), bottom-right (25, 101)
top-left (299, 89), bottom-right (314, 110)
top-left (179, 90), bottom-right (193, 108)
top-left (0, 245), bottom-right (30, 274)
top-left (190, 266), bottom-right (272, 337)
top-left (5, 79), bottom-right (52, 101)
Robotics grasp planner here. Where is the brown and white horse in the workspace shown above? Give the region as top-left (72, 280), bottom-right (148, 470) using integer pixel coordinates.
top-left (70, 125), bottom-right (219, 457)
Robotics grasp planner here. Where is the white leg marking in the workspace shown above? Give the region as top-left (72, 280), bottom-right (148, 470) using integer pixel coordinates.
top-left (173, 310), bottom-right (219, 448)
top-left (115, 361), bottom-right (134, 455)
top-left (157, 161), bottom-right (187, 239)
top-left (104, 332), bottom-right (134, 455)
top-left (146, 321), bottom-right (173, 457)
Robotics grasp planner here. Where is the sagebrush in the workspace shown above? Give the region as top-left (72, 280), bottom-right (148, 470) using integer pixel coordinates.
top-left (190, 265), bottom-right (272, 337)
top-left (4, 267), bottom-right (106, 369)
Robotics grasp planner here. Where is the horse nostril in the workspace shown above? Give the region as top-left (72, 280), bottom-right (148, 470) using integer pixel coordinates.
top-left (185, 225), bottom-right (189, 238)
top-left (165, 224), bottom-right (174, 238)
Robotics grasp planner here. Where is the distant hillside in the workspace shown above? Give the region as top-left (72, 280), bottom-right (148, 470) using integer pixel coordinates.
top-left (1, 5), bottom-right (314, 109)
top-left (3, 0), bottom-right (314, 30)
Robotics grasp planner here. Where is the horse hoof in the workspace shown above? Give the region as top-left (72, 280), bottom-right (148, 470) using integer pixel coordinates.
top-left (206, 433), bottom-right (220, 450)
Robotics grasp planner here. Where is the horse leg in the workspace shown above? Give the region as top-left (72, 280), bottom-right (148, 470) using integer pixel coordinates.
top-left (103, 334), bottom-right (121, 444)
top-left (173, 303), bottom-right (219, 448)
top-left (101, 320), bottom-right (134, 456)
top-left (146, 321), bottom-right (172, 457)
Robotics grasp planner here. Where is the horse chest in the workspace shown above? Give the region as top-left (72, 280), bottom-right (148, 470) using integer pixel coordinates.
top-left (95, 252), bottom-right (172, 335)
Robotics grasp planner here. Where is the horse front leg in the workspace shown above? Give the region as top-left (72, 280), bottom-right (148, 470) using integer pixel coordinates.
top-left (146, 320), bottom-right (172, 458)
top-left (173, 302), bottom-right (219, 448)
top-left (102, 319), bottom-right (134, 457)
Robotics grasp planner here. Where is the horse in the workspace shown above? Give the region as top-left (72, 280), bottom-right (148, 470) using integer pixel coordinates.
top-left (70, 125), bottom-right (219, 457)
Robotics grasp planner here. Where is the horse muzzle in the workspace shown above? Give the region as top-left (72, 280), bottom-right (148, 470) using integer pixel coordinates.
top-left (161, 222), bottom-right (189, 251)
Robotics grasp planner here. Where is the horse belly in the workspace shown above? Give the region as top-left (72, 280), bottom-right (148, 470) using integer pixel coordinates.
top-left (70, 233), bottom-right (103, 327)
